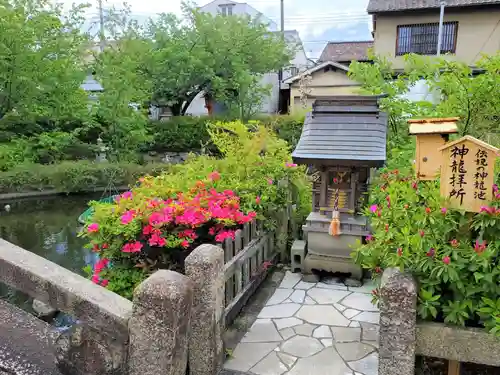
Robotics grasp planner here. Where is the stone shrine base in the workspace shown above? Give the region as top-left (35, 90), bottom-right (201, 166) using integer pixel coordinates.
top-left (223, 271), bottom-right (379, 375)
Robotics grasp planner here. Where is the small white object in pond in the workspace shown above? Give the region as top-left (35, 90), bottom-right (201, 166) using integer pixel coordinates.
top-left (4, 204), bottom-right (10, 212)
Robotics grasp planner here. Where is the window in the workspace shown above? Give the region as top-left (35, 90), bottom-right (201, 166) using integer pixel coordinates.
top-left (396, 21), bottom-right (458, 56)
top-left (219, 4), bottom-right (234, 16)
top-left (290, 66), bottom-right (299, 76)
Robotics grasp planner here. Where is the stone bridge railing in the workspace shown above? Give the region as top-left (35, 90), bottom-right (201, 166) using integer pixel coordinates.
top-left (0, 238), bottom-right (229, 375)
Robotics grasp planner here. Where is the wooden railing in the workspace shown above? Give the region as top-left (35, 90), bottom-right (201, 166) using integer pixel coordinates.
top-left (221, 210), bottom-right (289, 326)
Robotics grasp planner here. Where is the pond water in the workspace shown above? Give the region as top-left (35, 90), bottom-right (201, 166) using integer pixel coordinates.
top-left (0, 194), bottom-right (100, 315)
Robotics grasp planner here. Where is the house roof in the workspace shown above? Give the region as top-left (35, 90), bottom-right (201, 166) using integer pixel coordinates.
top-left (367, 0), bottom-right (500, 13)
top-left (81, 75), bottom-right (103, 92)
top-left (283, 61), bottom-right (350, 84)
top-left (292, 95), bottom-right (388, 167)
top-left (318, 41), bottom-right (374, 63)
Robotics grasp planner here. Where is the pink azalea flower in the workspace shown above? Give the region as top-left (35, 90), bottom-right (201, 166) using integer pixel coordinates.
top-left (370, 204), bottom-right (378, 213)
top-left (441, 207), bottom-right (447, 214)
top-left (215, 230), bottom-right (236, 242)
top-left (94, 258), bottom-right (109, 273)
top-left (285, 162), bottom-right (297, 168)
top-left (87, 223), bottom-right (99, 233)
top-left (91, 274), bottom-right (100, 284)
top-left (366, 235), bottom-right (373, 242)
top-left (148, 233), bottom-right (166, 247)
top-left (255, 196), bottom-right (261, 204)
top-left (181, 240), bottom-right (190, 249)
top-left (442, 256), bottom-right (451, 265)
top-left (121, 210), bottom-right (135, 225)
top-left (208, 171), bottom-right (221, 181)
top-left (267, 178), bottom-right (274, 185)
top-left (122, 241), bottom-right (143, 253)
top-left (100, 279), bottom-right (109, 287)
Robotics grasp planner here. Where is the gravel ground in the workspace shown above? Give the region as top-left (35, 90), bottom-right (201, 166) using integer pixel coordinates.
top-left (416, 356), bottom-right (499, 375)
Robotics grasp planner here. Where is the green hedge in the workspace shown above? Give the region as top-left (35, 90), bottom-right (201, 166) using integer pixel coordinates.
top-left (0, 161), bottom-right (167, 194)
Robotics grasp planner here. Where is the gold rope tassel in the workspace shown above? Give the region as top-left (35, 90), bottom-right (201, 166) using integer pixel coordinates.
top-left (328, 187), bottom-right (341, 237)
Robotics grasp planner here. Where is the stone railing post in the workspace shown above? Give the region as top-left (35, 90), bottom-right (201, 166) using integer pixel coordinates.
top-left (185, 244), bottom-right (225, 375)
top-left (379, 268), bottom-right (418, 375)
top-left (128, 270), bottom-right (193, 375)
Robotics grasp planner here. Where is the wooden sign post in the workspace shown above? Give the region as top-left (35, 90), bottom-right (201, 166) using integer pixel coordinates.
top-left (439, 136), bottom-right (499, 212)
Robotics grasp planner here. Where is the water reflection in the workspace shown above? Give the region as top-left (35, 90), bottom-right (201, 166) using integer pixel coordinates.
top-left (0, 194), bottom-right (100, 312)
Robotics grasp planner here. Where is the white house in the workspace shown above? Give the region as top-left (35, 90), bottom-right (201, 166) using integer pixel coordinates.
top-left (186, 0), bottom-right (313, 115)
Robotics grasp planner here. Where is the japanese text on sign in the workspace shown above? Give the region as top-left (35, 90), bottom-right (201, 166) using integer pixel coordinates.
top-left (474, 149), bottom-right (488, 201)
top-left (449, 144), bottom-right (469, 205)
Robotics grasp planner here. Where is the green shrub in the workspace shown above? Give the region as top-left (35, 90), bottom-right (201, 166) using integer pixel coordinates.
top-left (260, 113), bottom-right (305, 149)
top-left (80, 120), bottom-right (311, 299)
top-left (0, 161), bottom-right (167, 194)
top-left (353, 169), bottom-right (500, 335)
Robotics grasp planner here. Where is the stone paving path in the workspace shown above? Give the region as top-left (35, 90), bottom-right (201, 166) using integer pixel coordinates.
top-left (223, 271), bottom-right (379, 375)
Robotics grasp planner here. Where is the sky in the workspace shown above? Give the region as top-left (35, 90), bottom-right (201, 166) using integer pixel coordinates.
top-left (72, 0), bottom-right (372, 59)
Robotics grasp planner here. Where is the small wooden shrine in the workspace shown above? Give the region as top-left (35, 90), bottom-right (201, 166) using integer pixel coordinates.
top-left (291, 95), bottom-right (388, 280)
top-left (408, 117), bottom-right (459, 180)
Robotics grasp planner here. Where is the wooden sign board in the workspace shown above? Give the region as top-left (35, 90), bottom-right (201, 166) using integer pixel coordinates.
top-left (439, 136), bottom-right (498, 212)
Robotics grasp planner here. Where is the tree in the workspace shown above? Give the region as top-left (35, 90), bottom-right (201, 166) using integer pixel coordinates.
top-left (86, 4), bottom-right (155, 161)
top-left (348, 52), bottom-right (500, 140)
top-left (0, 0), bottom-right (89, 120)
top-left (143, 5), bottom-right (293, 116)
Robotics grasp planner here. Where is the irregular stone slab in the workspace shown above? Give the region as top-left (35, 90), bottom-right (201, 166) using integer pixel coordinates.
top-left (334, 303), bottom-right (347, 312)
top-left (336, 342), bottom-right (376, 361)
top-left (294, 323), bottom-right (317, 336)
top-left (281, 336), bottom-right (324, 357)
top-left (353, 312), bottom-right (380, 324)
top-left (274, 317), bottom-right (303, 330)
top-left (360, 322), bottom-right (379, 342)
top-left (279, 271), bottom-right (302, 289)
top-left (302, 274), bottom-right (320, 283)
top-left (307, 288), bottom-right (350, 304)
top-left (349, 321), bottom-right (360, 328)
top-left (347, 351), bottom-right (379, 375)
top-left (363, 340), bottom-right (379, 349)
top-left (331, 327), bottom-right (361, 343)
top-left (290, 290), bottom-right (306, 303)
top-left (277, 352), bottom-right (297, 369)
top-left (304, 296), bottom-right (317, 304)
top-left (258, 303), bottom-right (301, 319)
top-left (241, 320), bottom-right (282, 343)
top-left (288, 347), bottom-right (353, 375)
top-left (250, 352), bottom-right (288, 375)
top-left (295, 281), bottom-right (316, 290)
top-left (317, 282), bottom-right (348, 291)
top-left (342, 293), bottom-right (379, 312)
top-left (348, 280), bottom-right (376, 294)
top-left (279, 327), bottom-right (295, 340)
top-left (296, 305), bottom-right (350, 326)
top-left (224, 342), bottom-right (278, 372)
top-left (343, 308), bottom-right (361, 319)
top-left (320, 276), bottom-right (342, 285)
top-left (321, 339), bottom-right (333, 347)
top-left (266, 288), bottom-right (294, 305)
top-left (313, 325), bottom-right (332, 338)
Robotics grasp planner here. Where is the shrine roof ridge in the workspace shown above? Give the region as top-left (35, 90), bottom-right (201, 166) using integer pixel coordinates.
top-left (438, 135), bottom-right (499, 153)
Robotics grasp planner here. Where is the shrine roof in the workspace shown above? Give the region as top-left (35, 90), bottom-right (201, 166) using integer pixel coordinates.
top-left (292, 95), bottom-right (388, 167)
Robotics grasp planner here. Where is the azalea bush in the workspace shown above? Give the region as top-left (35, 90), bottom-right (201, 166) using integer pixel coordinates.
top-left (353, 169), bottom-right (500, 335)
top-left (80, 120), bottom-right (311, 299)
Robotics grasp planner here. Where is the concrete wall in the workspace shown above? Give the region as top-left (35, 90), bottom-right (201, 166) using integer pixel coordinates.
top-left (373, 7), bottom-right (500, 69)
top-left (289, 68), bottom-right (361, 113)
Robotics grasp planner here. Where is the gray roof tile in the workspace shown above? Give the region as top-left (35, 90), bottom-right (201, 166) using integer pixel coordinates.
top-left (367, 0), bottom-right (500, 13)
top-left (292, 96), bottom-right (388, 167)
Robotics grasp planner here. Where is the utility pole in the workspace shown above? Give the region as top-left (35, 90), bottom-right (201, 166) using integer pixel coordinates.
top-left (436, 1), bottom-right (446, 56)
top-left (278, 0), bottom-right (284, 112)
top-left (98, 0), bottom-right (105, 52)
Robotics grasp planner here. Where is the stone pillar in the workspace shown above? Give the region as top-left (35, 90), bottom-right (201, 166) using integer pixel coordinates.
top-left (378, 268), bottom-right (418, 375)
top-left (128, 270), bottom-right (193, 375)
top-left (185, 244), bottom-right (225, 375)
